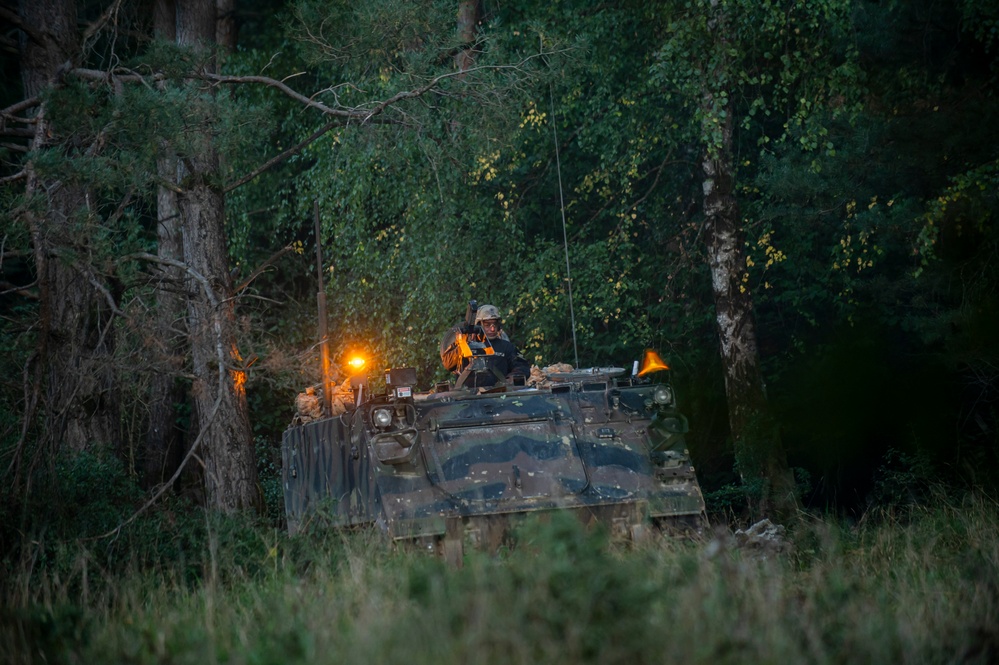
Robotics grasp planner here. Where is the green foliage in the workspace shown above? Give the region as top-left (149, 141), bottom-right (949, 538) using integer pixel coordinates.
top-left (288, 0), bottom-right (459, 71)
top-left (0, 449), bottom-right (143, 549)
top-left (400, 514), bottom-right (662, 664)
top-left (705, 466), bottom-right (809, 522)
top-left (653, 0), bottom-right (862, 156)
top-left (256, 435), bottom-right (285, 524)
top-left (0, 446), bottom-right (304, 606)
top-left (866, 448), bottom-right (935, 515)
top-left (2, 0), bottom-right (999, 538)
top-left (962, 0), bottom-right (999, 60)
top-left (223, 0), bottom-right (703, 375)
top-left (704, 481), bottom-right (750, 518)
top-left (916, 160), bottom-right (999, 275)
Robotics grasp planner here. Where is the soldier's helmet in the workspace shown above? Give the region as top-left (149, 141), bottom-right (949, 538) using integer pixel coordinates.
top-left (474, 304), bottom-right (502, 324)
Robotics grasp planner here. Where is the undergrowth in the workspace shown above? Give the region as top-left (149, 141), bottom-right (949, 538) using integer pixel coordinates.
top-left (1, 455), bottom-right (998, 665)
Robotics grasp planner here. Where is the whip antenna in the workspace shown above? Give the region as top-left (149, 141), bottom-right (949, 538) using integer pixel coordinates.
top-left (314, 200), bottom-right (333, 416)
top-left (550, 84), bottom-right (579, 368)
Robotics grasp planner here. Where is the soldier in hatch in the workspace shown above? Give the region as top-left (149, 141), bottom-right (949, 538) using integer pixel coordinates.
top-left (440, 303), bottom-right (531, 386)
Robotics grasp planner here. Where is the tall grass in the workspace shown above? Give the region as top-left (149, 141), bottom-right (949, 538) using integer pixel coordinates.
top-left (2, 492), bottom-right (998, 664)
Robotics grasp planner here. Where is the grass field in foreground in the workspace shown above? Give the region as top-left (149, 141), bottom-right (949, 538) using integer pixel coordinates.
top-left (2, 493), bottom-right (998, 665)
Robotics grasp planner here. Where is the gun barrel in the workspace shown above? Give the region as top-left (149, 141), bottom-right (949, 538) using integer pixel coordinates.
top-left (464, 299), bottom-right (478, 329)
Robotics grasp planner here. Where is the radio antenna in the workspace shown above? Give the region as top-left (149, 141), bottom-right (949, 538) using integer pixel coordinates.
top-left (314, 200), bottom-right (333, 416)
top-left (550, 84), bottom-right (579, 368)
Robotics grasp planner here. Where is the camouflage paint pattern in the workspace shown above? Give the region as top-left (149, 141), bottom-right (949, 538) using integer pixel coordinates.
top-left (282, 372), bottom-right (705, 543)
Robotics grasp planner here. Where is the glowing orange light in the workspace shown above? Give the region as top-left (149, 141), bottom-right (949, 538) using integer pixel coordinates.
top-left (347, 356), bottom-right (366, 372)
top-left (232, 370), bottom-right (247, 395)
top-left (638, 349), bottom-right (670, 376)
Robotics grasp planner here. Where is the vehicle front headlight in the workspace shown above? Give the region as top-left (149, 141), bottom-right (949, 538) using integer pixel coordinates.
top-left (373, 408), bottom-right (393, 428)
top-left (653, 385), bottom-right (673, 406)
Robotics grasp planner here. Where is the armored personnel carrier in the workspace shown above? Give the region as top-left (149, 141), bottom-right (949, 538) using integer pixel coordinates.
top-left (281, 338), bottom-right (706, 559)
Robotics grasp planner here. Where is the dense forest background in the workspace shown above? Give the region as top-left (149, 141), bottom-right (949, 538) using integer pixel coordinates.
top-left (1, 0), bottom-right (997, 526)
top-left (2, 1), bottom-right (999, 662)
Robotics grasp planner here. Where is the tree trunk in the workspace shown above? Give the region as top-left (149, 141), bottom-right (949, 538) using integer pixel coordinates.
top-left (18, 0), bottom-right (120, 458)
top-left (144, 157), bottom-right (187, 489)
top-left (145, 0), bottom-right (186, 488)
top-left (455, 0), bottom-right (481, 72)
top-left (216, 0), bottom-right (237, 52)
top-left (176, 0), bottom-right (258, 512)
top-left (154, 0), bottom-right (177, 42)
top-left (179, 174), bottom-right (258, 511)
top-left (700, 94), bottom-right (798, 519)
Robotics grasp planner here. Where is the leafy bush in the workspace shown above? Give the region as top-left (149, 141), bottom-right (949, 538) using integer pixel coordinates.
top-left (866, 447), bottom-right (935, 516)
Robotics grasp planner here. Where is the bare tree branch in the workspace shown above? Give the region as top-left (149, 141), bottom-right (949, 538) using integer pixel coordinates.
top-left (121, 252), bottom-right (218, 307)
top-left (81, 0), bottom-right (126, 47)
top-left (92, 389), bottom-right (223, 541)
top-left (81, 266), bottom-right (126, 319)
top-left (5, 351), bottom-right (41, 487)
top-left (1, 115), bottom-right (38, 126)
top-left (215, 51), bottom-right (558, 190)
top-left (0, 7), bottom-right (45, 47)
top-left (223, 119), bottom-right (340, 193)
top-left (155, 175), bottom-right (184, 195)
top-left (65, 50), bottom-right (557, 201)
top-left (234, 244), bottom-right (298, 294)
top-left (44, 248), bottom-right (127, 318)
top-left (205, 73), bottom-right (367, 118)
top-left (0, 280), bottom-right (38, 298)
top-left (0, 128), bottom-right (38, 138)
top-left (97, 247), bottom-right (238, 532)
top-left (204, 51), bottom-right (558, 121)
top-left (71, 67), bottom-right (163, 87)
top-left (0, 171), bottom-right (27, 185)
top-left (1, 96), bottom-right (41, 119)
